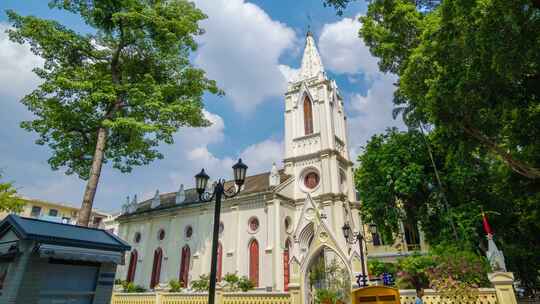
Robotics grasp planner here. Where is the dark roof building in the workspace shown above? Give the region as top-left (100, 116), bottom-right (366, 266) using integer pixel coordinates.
top-left (0, 215), bottom-right (130, 303)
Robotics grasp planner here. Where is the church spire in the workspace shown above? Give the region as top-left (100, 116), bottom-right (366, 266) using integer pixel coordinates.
top-left (299, 31), bottom-right (324, 80)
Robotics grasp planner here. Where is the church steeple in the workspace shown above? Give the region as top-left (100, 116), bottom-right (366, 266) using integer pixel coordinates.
top-left (283, 28), bottom-right (355, 203)
top-left (299, 31), bottom-right (325, 80)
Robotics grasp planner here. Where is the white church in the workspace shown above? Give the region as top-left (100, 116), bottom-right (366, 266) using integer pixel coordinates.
top-left (116, 31), bottom-right (367, 302)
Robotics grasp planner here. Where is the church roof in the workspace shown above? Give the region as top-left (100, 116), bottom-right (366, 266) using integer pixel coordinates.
top-left (118, 170), bottom-right (290, 219)
top-left (299, 31), bottom-right (325, 80)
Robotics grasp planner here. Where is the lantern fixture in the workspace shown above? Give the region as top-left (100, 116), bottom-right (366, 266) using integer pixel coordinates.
top-left (195, 169), bottom-right (210, 195)
top-left (369, 224), bottom-right (378, 234)
top-left (232, 158), bottom-right (248, 186)
top-left (193, 158), bottom-right (248, 304)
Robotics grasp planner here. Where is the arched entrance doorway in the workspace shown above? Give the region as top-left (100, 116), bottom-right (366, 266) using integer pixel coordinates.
top-left (303, 246), bottom-right (351, 304)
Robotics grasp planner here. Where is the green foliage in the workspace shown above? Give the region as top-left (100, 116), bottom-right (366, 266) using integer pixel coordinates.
top-left (7, 1), bottom-right (219, 179)
top-left (359, 0), bottom-right (540, 180)
top-left (221, 273), bottom-right (254, 292)
top-left (355, 127), bottom-right (540, 292)
top-left (237, 276), bottom-right (255, 292)
top-left (392, 245), bottom-right (490, 296)
top-left (368, 259), bottom-right (397, 277)
top-left (121, 281), bottom-right (146, 293)
top-left (0, 174), bottom-right (25, 213)
top-left (168, 279), bottom-right (182, 292)
top-left (426, 246), bottom-right (491, 302)
top-left (396, 252), bottom-right (437, 290)
top-left (191, 274), bottom-right (210, 292)
top-left (6, 1), bottom-right (221, 223)
top-left (428, 245), bottom-right (491, 288)
top-left (314, 288), bottom-right (341, 304)
top-left (308, 256), bottom-right (350, 304)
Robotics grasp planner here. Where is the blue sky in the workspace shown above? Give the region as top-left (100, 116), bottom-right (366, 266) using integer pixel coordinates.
top-left (0, 0), bottom-right (402, 212)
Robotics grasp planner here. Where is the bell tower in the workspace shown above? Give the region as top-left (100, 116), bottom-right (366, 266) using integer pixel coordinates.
top-left (283, 31), bottom-right (355, 203)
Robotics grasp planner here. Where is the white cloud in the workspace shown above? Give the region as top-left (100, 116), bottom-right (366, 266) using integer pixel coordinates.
top-left (347, 73), bottom-right (405, 157)
top-left (278, 64), bottom-right (300, 83)
top-left (318, 15), bottom-right (379, 77)
top-left (0, 24), bottom-right (44, 100)
top-left (193, 0), bottom-right (296, 113)
top-left (238, 139), bottom-right (283, 174)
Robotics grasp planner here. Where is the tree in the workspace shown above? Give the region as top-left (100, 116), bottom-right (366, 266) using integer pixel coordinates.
top-left (0, 174), bottom-right (25, 213)
top-left (7, 0), bottom-right (220, 226)
top-left (358, 0), bottom-right (540, 179)
top-left (355, 128), bottom-right (540, 294)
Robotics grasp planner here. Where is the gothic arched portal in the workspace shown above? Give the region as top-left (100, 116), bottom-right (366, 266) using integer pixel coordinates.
top-left (303, 246), bottom-right (351, 304)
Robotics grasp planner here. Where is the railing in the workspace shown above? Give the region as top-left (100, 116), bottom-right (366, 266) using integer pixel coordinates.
top-left (112, 287), bottom-right (503, 304)
top-left (399, 288), bottom-right (498, 304)
top-left (223, 292), bottom-right (291, 304)
top-left (111, 292), bottom-right (157, 304)
top-left (111, 292), bottom-right (291, 304)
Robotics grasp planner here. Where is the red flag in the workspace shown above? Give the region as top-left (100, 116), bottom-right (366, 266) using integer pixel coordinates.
top-left (482, 212), bottom-right (493, 236)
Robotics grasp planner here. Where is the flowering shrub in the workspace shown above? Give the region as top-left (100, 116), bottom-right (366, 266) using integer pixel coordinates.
top-left (426, 246), bottom-right (490, 303)
top-left (395, 253), bottom-right (437, 289)
top-left (393, 245), bottom-right (490, 302)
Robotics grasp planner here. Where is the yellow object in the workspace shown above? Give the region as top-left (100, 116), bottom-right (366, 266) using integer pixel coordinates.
top-left (351, 286), bottom-right (401, 304)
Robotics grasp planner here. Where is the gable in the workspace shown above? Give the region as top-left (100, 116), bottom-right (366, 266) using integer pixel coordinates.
top-left (0, 228), bottom-right (19, 243)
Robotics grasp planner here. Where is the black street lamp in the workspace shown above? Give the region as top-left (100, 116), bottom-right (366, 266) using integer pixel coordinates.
top-left (195, 159), bottom-right (248, 304)
top-left (342, 222), bottom-right (374, 288)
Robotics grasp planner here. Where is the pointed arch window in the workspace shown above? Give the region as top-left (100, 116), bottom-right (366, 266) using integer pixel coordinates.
top-left (179, 245), bottom-right (190, 287)
top-left (304, 96), bottom-right (314, 135)
top-left (217, 242), bottom-right (223, 282)
top-left (284, 239), bottom-right (292, 291)
top-left (150, 247), bottom-right (163, 289)
top-left (249, 239), bottom-right (259, 287)
top-left (126, 250), bottom-right (138, 282)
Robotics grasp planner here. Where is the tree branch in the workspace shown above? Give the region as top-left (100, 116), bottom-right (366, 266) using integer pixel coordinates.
top-left (462, 123), bottom-right (540, 179)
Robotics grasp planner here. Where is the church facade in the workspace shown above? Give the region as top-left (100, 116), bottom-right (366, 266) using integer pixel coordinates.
top-left (116, 32), bottom-right (366, 301)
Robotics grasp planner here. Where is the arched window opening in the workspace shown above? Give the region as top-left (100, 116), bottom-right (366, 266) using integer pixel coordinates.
top-left (179, 245), bottom-right (190, 287)
top-left (303, 96), bottom-right (314, 135)
top-left (284, 239), bottom-right (292, 291)
top-left (217, 242), bottom-right (223, 282)
top-left (126, 250), bottom-right (138, 282)
top-left (150, 248), bottom-right (163, 289)
top-left (249, 239), bottom-right (259, 287)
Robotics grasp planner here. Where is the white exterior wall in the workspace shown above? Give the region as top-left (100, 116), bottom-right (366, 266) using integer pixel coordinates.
top-left (117, 195), bottom-right (286, 290)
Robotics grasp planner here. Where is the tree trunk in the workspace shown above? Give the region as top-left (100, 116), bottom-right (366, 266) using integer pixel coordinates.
top-left (77, 127), bottom-right (108, 226)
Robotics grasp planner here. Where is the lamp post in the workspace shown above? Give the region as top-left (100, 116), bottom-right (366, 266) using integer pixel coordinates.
top-left (195, 159), bottom-right (248, 304)
top-left (342, 222), bottom-right (376, 288)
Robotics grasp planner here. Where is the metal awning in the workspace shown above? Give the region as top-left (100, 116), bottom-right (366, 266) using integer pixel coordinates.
top-left (38, 244), bottom-right (124, 265)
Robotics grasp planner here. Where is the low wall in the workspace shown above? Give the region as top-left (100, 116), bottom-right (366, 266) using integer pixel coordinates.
top-left (399, 288), bottom-right (498, 304)
top-left (110, 292), bottom-right (292, 304)
top-left (111, 289), bottom-right (499, 304)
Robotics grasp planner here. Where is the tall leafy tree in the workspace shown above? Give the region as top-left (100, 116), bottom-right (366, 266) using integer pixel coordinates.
top-left (368, 0), bottom-right (540, 179)
top-left (7, 0), bottom-right (220, 226)
top-left (355, 128), bottom-right (540, 293)
top-left (325, 0), bottom-right (540, 179)
top-left (0, 174), bottom-right (25, 213)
